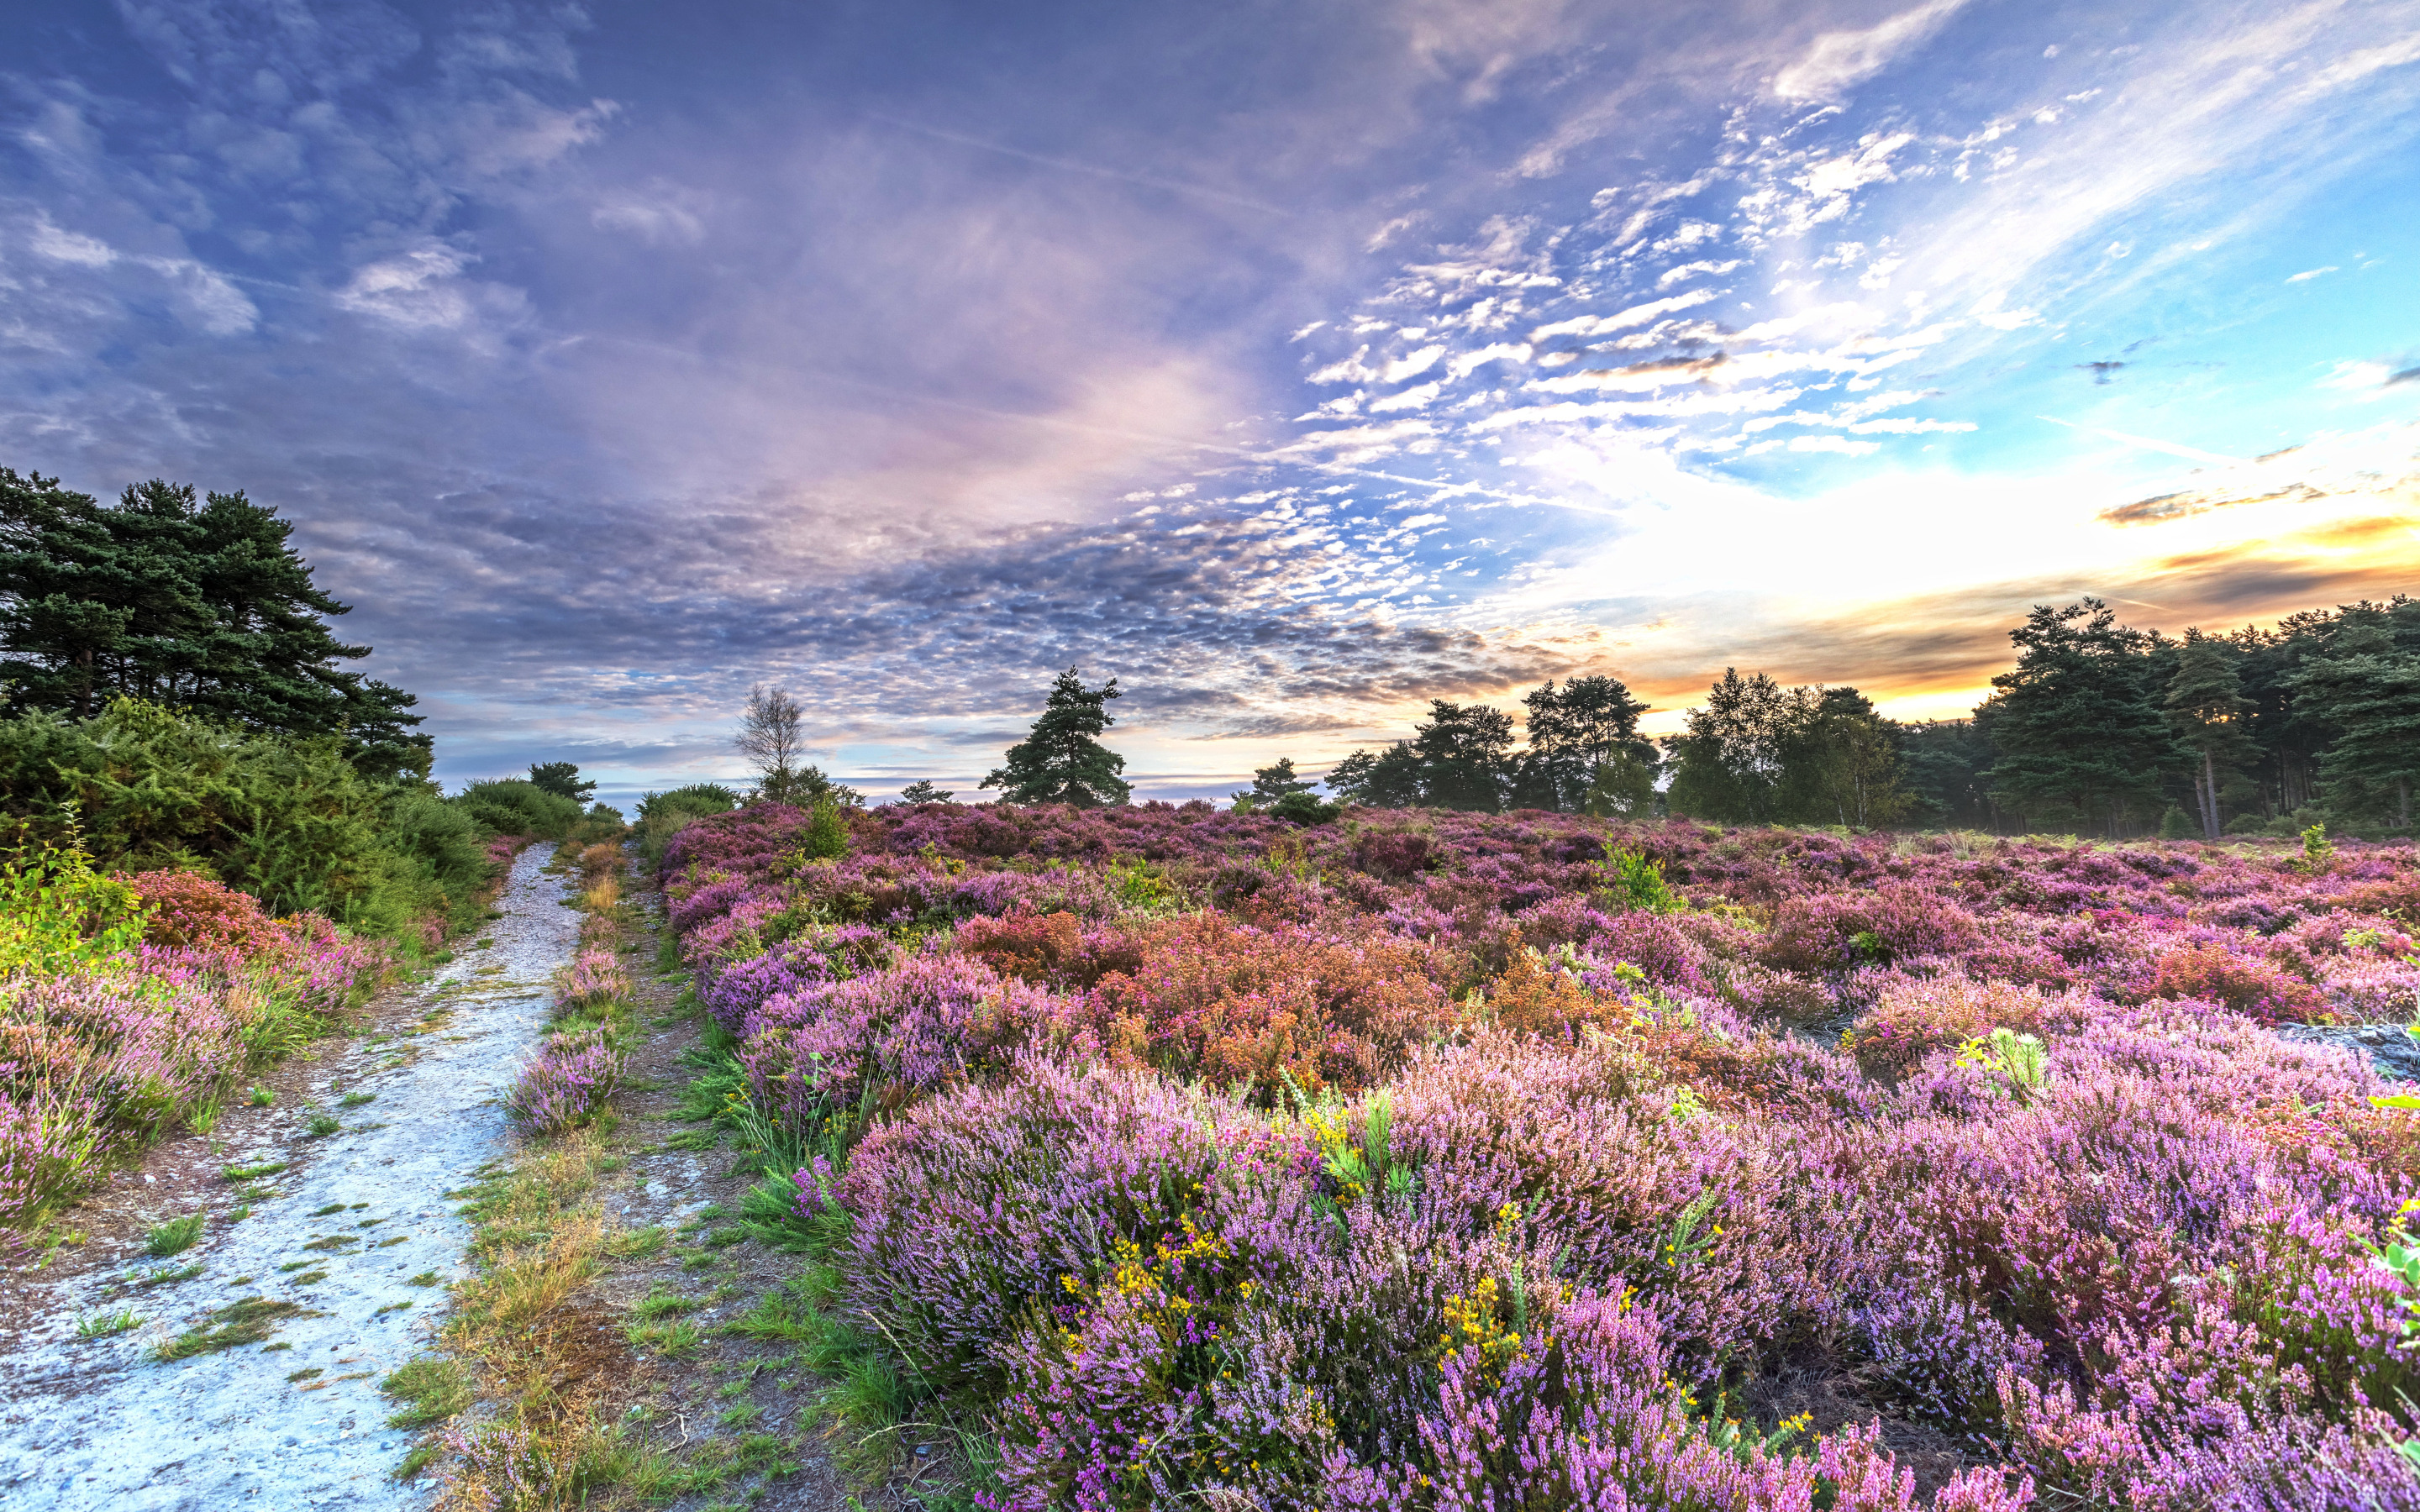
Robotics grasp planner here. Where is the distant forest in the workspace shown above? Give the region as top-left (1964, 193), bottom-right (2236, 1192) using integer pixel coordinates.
top-left (1321, 594), bottom-right (2420, 839)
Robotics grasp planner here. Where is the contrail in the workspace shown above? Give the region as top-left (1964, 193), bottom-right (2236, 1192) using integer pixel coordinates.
top-left (2038, 415), bottom-right (2240, 466)
top-left (867, 113), bottom-right (1292, 217)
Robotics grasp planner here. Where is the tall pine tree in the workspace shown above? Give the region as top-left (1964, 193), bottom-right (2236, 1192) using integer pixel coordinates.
top-left (982, 667), bottom-right (1132, 807)
top-left (1409, 700), bottom-right (1517, 811)
top-left (0, 469), bottom-right (428, 779)
top-left (1985, 599), bottom-right (2178, 837)
top-left (2164, 630), bottom-right (2255, 840)
top-left (2290, 625), bottom-right (2420, 831)
top-left (1520, 675), bottom-right (1653, 811)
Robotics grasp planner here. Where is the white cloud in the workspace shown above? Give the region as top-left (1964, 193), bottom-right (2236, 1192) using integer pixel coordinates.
top-left (591, 186), bottom-right (707, 246)
top-left (334, 245), bottom-right (483, 331)
top-left (1529, 287), bottom-right (1718, 341)
top-left (2286, 265), bottom-right (2339, 283)
top-left (150, 258), bottom-right (259, 336)
top-left (28, 218), bottom-right (115, 267)
top-left (1773, 0), bottom-right (1971, 102)
top-left (1788, 434), bottom-right (1883, 455)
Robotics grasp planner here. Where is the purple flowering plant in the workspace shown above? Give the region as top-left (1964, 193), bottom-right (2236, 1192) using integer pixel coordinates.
top-left (657, 801), bottom-right (2420, 1508)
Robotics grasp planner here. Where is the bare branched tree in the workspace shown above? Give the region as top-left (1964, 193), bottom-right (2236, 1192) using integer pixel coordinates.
top-left (734, 683), bottom-right (805, 791)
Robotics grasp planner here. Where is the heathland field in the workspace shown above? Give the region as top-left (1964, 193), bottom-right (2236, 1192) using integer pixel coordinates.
top-left (639, 800), bottom-right (2420, 1509)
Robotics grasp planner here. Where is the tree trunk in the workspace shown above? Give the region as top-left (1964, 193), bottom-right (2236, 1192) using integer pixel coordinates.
top-left (2201, 748), bottom-right (2220, 841)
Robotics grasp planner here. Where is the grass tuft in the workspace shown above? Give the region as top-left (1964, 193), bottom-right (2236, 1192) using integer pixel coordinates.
top-left (74, 1306), bottom-right (140, 1339)
top-left (144, 1213), bottom-right (204, 1257)
top-left (381, 1355), bottom-right (471, 1426)
top-left (154, 1297), bottom-right (313, 1361)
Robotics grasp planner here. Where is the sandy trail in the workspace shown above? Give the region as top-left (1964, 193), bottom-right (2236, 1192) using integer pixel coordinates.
top-left (0, 846), bottom-right (581, 1509)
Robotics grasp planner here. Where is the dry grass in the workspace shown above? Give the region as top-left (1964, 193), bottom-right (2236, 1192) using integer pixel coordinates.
top-left (396, 835), bottom-right (658, 1507)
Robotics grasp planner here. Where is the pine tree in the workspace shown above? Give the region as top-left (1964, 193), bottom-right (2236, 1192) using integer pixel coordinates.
top-left (2164, 631), bottom-right (2254, 840)
top-left (0, 468), bottom-right (428, 778)
top-left (1985, 600), bottom-right (2179, 837)
top-left (982, 668), bottom-right (1131, 807)
top-left (1522, 675), bottom-right (1653, 811)
top-left (1664, 669), bottom-right (1796, 822)
top-left (1409, 701), bottom-right (1516, 811)
top-left (2291, 626), bottom-right (2420, 831)
top-left (1326, 743), bottom-right (1424, 808)
top-left (1231, 757), bottom-right (1316, 811)
top-left (527, 762), bottom-right (597, 803)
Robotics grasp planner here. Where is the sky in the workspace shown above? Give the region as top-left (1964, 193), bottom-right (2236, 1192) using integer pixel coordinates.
top-left (3, 0), bottom-right (2417, 807)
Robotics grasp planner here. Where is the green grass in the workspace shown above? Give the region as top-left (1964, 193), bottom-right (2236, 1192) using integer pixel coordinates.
top-left (302, 1233), bottom-right (360, 1252)
top-left (155, 1298), bottom-right (313, 1361)
top-left (144, 1214), bottom-right (204, 1257)
top-left (288, 1367), bottom-right (324, 1383)
top-left (631, 1284), bottom-right (701, 1320)
top-left (306, 1113), bottom-right (341, 1137)
top-left (381, 1355), bottom-right (472, 1427)
top-left (341, 1092), bottom-right (376, 1108)
top-left (392, 1442), bottom-right (440, 1481)
top-left (623, 1318), bottom-right (704, 1357)
top-left (309, 1202), bottom-right (347, 1216)
top-left (292, 1268), bottom-right (330, 1284)
top-left (408, 1270), bottom-right (442, 1286)
top-left (248, 1086), bottom-right (274, 1107)
top-left (139, 1263), bottom-right (204, 1286)
top-left (74, 1307), bottom-right (140, 1339)
top-left (605, 1226), bottom-right (667, 1260)
top-left (222, 1161), bottom-right (287, 1180)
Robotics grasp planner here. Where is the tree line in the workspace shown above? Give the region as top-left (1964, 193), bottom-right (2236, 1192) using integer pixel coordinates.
top-left (732, 593), bottom-right (2420, 841)
top-left (1314, 594), bottom-right (2418, 837)
top-left (0, 465), bottom-right (629, 941)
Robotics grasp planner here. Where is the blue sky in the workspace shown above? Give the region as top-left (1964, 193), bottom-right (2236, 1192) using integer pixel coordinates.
top-left (5, 0), bottom-right (2417, 806)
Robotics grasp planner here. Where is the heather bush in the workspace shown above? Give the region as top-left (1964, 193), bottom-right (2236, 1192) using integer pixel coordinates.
top-left (1077, 912), bottom-right (1460, 1097)
top-left (652, 801), bottom-right (2420, 1504)
top-left (550, 948), bottom-right (630, 1014)
top-left (0, 875), bottom-right (384, 1223)
top-left (1846, 978), bottom-right (2058, 1076)
top-left (505, 1027), bottom-right (624, 1134)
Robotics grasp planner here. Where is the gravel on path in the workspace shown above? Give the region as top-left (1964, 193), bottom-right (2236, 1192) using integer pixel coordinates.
top-left (0, 845), bottom-right (583, 1511)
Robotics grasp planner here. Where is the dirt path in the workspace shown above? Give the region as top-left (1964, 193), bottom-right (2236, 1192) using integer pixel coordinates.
top-left (0, 846), bottom-right (583, 1510)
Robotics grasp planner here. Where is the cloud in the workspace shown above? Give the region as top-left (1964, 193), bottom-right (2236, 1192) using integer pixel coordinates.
top-left (333, 245), bottom-right (504, 333)
top-left (1772, 0), bottom-right (1970, 102)
top-left (590, 186), bottom-right (708, 245)
top-left (2286, 265), bottom-right (2340, 282)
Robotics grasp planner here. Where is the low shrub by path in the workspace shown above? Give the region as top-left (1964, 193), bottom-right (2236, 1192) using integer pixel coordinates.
top-left (0, 857), bottom-right (387, 1230)
top-left (0, 844), bottom-right (588, 1511)
top-left (658, 801), bottom-right (2420, 1510)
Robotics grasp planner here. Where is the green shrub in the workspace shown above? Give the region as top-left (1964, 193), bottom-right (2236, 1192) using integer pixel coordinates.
top-left (0, 698), bottom-right (521, 946)
top-left (449, 780), bottom-right (583, 842)
top-left (799, 795), bottom-right (850, 861)
top-left (0, 700), bottom-right (399, 918)
top-left (635, 783), bottom-right (742, 868)
top-left (0, 832), bottom-right (148, 975)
